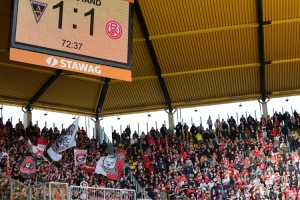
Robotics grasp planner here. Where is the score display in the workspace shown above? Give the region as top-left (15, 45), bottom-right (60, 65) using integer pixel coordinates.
top-left (10, 0), bottom-right (133, 81)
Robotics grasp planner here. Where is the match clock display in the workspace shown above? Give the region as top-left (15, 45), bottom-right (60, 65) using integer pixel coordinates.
top-left (11, 0), bottom-right (133, 70)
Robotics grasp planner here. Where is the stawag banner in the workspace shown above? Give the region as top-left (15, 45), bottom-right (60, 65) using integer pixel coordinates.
top-left (47, 117), bottom-right (79, 161)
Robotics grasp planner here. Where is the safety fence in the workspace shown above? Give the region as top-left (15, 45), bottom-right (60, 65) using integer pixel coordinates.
top-left (0, 175), bottom-right (137, 200)
top-left (70, 186), bottom-right (136, 200)
top-left (11, 179), bottom-right (30, 200)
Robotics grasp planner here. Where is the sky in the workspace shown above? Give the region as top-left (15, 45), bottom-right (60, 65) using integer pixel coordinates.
top-left (1, 96), bottom-right (299, 141)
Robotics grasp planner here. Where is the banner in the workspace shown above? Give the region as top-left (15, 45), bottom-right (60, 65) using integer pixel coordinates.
top-left (47, 117), bottom-right (79, 161)
top-left (83, 164), bottom-right (96, 174)
top-left (95, 150), bottom-right (126, 180)
top-left (19, 156), bottom-right (37, 178)
top-left (74, 149), bottom-right (87, 166)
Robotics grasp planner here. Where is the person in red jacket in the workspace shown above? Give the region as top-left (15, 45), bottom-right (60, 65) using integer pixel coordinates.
top-left (271, 127), bottom-right (277, 138)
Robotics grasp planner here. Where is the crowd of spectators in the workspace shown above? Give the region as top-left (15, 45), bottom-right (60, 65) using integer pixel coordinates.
top-left (119, 110), bottom-right (300, 200)
top-left (0, 109), bottom-right (300, 199)
top-left (0, 118), bottom-right (136, 199)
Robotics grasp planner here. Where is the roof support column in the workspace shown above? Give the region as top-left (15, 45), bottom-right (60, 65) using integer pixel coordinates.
top-left (95, 119), bottom-right (101, 143)
top-left (134, 0), bottom-right (173, 112)
top-left (261, 101), bottom-right (268, 118)
top-left (23, 108), bottom-right (32, 128)
top-left (168, 112), bottom-right (174, 130)
top-left (257, 0), bottom-right (268, 102)
top-left (95, 78), bottom-right (110, 120)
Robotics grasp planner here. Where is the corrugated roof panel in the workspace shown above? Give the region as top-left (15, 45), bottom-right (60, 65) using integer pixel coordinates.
top-left (139, 0), bottom-right (257, 36)
top-left (265, 62), bottom-right (300, 92)
top-left (153, 27), bottom-right (259, 74)
top-left (264, 22), bottom-right (300, 62)
top-left (103, 79), bottom-right (165, 111)
top-left (164, 66), bottom-right (260, 103)
top-left (38, 77), bottom-right (102, 110)
top-left (263, 0), bottom-right (300, 21)
top-left (131, 42), bottom-right (157, 78)
top-left (0, 19), bottom-right (9, 48)
top-left (0, 1), bottom-right (11, 18)
top-left (0, 67), bottom-right (52, 100)
top-left (133, 10), bottom-right (144, 39)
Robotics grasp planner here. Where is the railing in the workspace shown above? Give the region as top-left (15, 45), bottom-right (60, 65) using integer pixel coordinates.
top-left (0, 173), bottom-right (11, 200)
top-left (11, 179), bottom-right (30, 200)
top-left (0, 175), bottom-right (137, 200)
top-left (130, 173), bottom-right (149, 199)
top-left (70, 186), bottom-right (136, 200)
top-left (99, 126), bottom-right (115, 153)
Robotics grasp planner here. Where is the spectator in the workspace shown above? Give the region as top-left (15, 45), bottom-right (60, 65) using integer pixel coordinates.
top-left (112, 130), bottom-right (117, 145)
top-left (5, 119), bottom-right (11, 129)
top-left (160, 124), bottom-right (167, 137)
top-left (125, 125), bottom-right (131, 139)
top-left (207, 116), bottom-right (212, 130)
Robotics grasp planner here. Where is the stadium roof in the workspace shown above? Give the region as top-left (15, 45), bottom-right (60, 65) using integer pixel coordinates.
top-left (1, 0), bottom-right (300, 118)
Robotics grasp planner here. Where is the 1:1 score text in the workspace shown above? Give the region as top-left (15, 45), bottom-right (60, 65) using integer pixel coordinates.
top-left (53, 1), bottom-right (95, 36)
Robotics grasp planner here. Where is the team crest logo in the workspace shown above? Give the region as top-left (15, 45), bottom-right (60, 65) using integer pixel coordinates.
top-left (30, 0), bottom-right (47, 23)
top-left (20, 156), bottom-right (37, 177)
top-left (101, 154), bottom-right (124, 174)
top-left (80, 181), bottom-right (89, 187)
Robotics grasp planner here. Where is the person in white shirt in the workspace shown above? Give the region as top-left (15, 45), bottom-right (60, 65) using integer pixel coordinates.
top-left (199, 180), bottom-right (207, 191)
top-left (207, 179), bottom-right (214, 190)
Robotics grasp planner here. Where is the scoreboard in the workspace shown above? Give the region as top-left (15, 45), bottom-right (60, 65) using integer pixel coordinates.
top-left (10, 0), bottom-right (133, 81)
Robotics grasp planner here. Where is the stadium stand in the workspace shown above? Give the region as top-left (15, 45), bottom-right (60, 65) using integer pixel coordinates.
top-left (118, 110), bottom-right (300, 200)
top-left (0, 109), bottom-right (300, 199)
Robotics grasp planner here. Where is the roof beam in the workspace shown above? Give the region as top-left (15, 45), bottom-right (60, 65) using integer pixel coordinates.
top-left (134, 0), bottom-right (173, 112)
top-left (149, 23), bottom-right (258, 40)
top-left (27, 69), bottom-right (62, 108)
top-left (95, 78), bottom-right (110, 120)
top-left (132, 18), bottom-right (300, 41)
top-left (161, 63), bottom-right (260, 78)
top-left (257, 0), bottom-right (267, 102)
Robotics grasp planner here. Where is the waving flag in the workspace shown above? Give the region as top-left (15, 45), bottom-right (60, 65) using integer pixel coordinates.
top-left (38, 138), bottom-right (47, 149)
top-left (95, 150), bottom-right (126, 180)
top-left (28, 140), bottom-right (44, 158)
top-left (19, 156), bottom-right (37, 178)
top-left (47, 117), bottom-right (79, 161)
top-left (74, 149), bottom-right (87, 166)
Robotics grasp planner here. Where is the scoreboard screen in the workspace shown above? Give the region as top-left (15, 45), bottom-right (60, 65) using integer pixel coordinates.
top-left (10, 0), bottom-right (133, 81)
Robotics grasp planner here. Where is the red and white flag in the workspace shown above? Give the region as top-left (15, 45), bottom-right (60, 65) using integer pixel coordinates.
top-left (38, 138), bottom-right (47, 149)
top-left (28, 140), bottom-right (44, 158)
top-left (74, 149), bottom-right (87, 166)
top-left (95, 150), bottom-right (126, 180)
